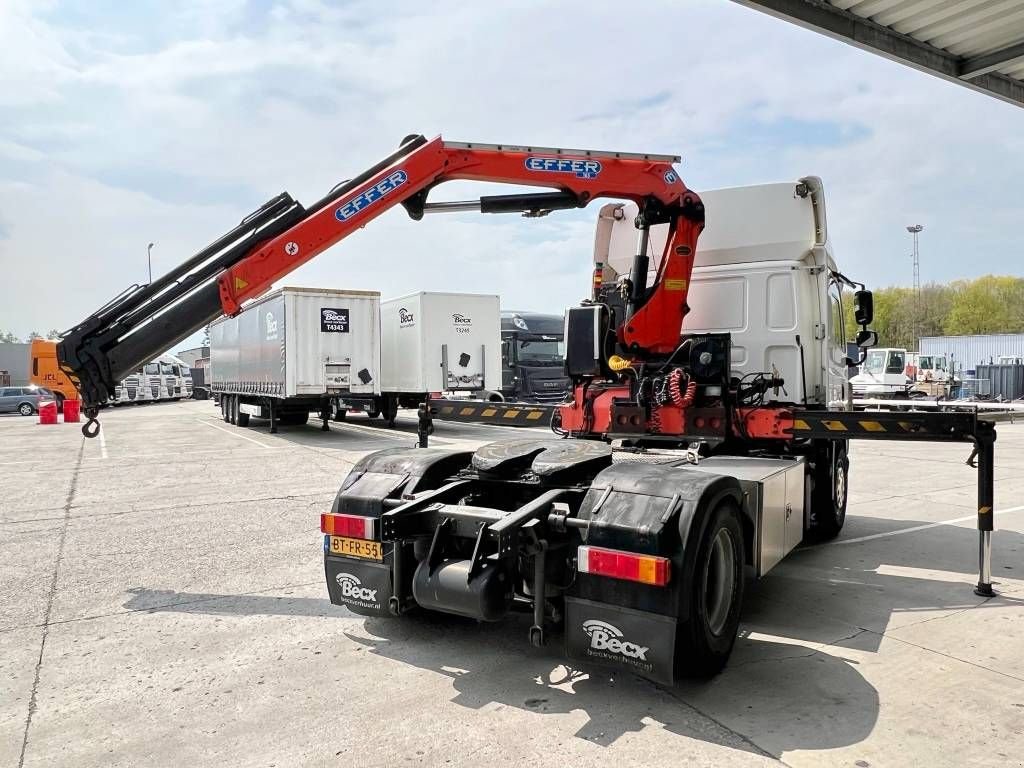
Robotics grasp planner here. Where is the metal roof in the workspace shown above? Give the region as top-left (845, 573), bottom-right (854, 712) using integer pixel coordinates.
top-left (733, 0), bottom-right (1024, 108)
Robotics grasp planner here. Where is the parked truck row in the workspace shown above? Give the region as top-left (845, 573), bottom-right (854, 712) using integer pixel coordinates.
top-left (211, 289), bottom-right (513, 431)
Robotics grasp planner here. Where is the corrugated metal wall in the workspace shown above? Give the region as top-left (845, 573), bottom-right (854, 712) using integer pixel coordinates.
top-left (919, 334), bottom-right (1024, 369)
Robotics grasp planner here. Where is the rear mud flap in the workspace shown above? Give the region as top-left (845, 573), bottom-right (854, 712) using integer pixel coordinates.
top-left (325, 554), bottom-right (394, 618)
top-left (565, 596), bottom-right (677, 685)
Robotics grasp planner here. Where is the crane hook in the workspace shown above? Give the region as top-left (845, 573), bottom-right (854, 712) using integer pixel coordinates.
top-left (82, 416), bottom-right (101, 439)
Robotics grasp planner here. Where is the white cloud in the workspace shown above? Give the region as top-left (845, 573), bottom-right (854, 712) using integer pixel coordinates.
top-left (1, 0), bottom-right (1022, 341)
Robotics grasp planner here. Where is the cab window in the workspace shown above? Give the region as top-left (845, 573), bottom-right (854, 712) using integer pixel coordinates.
top-left (144, 363), bottom-right (159, 375)
top-left (828, 280), bottom-right (845, 347)
top-left (886, 351), bottom-right (905, 374)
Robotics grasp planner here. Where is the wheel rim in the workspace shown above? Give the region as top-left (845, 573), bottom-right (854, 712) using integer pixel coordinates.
top-left (20, 404), bottom-right (32, 415)
top-left (704, 527), bottom-right (736, 636)
top-left (835, 460), bottom-right (846, 505)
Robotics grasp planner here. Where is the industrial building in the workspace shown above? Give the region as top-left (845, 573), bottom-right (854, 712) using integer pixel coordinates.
top-left (919, 333), bottom-right (1024, 370)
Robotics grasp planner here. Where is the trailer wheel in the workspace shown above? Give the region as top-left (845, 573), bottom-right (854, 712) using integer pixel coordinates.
top-left (808, 441), bottom-right (849, 541)
top-left (676, 499), bottom-right (745, 678)
top-left (330, 401), bottom-right (347, 422)
top-left (221, 396), bottom-right (229, 423)
top-left (229, 395), bottom-right (238, 425)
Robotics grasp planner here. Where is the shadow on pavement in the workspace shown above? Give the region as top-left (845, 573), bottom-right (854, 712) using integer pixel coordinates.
top-left (121, 517), bottom-right (1024, 756)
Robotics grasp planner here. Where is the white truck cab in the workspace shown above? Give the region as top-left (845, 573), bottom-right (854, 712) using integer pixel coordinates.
top-left (595, 177), bottom-right (856, 409)
top-left (851, 347), bottom-right (912, 397)
top-left (915, 353), bottom-right (952, 383)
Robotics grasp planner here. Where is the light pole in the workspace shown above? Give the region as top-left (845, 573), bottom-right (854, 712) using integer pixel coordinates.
top-left (907, 225), bottom-right (922, 347)
top-left (147, 242), bottom-right (154, 284)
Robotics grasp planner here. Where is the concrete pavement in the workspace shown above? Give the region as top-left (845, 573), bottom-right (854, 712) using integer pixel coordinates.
top-left (2, 400), bottom-right (1022, 767)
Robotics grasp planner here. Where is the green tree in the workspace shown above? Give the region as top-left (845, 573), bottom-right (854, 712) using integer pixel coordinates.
top-left (27, 331), bottom-right (43, 341)
top-left (943, 275), bottom-right (1022, 335)
top-left (0, 330), bottom-right (20, 343)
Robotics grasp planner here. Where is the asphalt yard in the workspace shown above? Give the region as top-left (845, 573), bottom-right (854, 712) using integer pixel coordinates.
top-left (3, 400), bottom-right (1023, 767)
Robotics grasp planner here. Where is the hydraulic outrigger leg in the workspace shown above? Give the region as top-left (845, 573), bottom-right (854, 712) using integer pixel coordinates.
top-left (975, 423), bottom-right (996, 597)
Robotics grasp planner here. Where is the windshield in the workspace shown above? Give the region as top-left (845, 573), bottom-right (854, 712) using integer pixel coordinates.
top-left (160, 363), bottom-right (174, 375)
top-left (144, 363), bottom-right (158, 375)
top-left (516, 338), bottom-right (564, 365)
top-left (863, 350), bottom-right (887, 375)
top-left (918, 356), bottom-right (932, 369)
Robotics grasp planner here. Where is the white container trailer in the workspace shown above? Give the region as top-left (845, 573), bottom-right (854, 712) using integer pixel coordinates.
top-left (334, 292), bottom-right (502, 424)
top-left (211, 286), bottom-right (381, 431)
top-left (381, 291), bottom-right (501, 392)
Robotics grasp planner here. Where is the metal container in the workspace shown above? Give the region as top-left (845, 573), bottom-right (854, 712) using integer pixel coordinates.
top-left (975, 364), bottom-right (1024, 400)
top-left (679, 455), bottom-right (806, 577)
top-left (210, 287), bottom-right (381, 399)
top-left (380, 292), bottom-right (501, 394)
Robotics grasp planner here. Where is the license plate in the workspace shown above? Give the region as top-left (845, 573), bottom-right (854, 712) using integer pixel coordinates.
top-left (329, 536), bottom-right (383, 561)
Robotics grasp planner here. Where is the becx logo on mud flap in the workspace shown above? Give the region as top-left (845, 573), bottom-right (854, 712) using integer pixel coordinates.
top-left (335, 573), bottom-right (378, 603)
top-left (582, 620), bottom-right (649, 660)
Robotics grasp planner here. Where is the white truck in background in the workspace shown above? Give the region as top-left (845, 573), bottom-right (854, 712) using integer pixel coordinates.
top-left (341, 292), bottom-right (500, 423)
top-left (112, 354), bottom-right (193, 404)
top-left (211, 287), bottom-right (381, 430)
top-left (850, 347), bottom-right (913, 397)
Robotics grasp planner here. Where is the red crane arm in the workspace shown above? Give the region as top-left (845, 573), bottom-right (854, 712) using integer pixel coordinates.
top-left (218, 136), bottom-right (704, 353)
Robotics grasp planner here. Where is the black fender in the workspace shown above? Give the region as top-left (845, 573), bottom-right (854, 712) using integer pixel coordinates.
top-left (331, 448), bottom-right (473, 517)
top-left (572, 462), bottom-right (742, 617)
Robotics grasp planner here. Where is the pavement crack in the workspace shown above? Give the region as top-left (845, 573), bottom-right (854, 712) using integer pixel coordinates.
top-left (18, 437), bottom-right (85, 768)
top-left (663, 687), bottom-right (791, 765)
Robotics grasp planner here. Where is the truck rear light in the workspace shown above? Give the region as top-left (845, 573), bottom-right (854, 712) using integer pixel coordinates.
top-left (577, 545), bottom-right (670, 586)
top-left (320, 513), bottom-right (376, 540)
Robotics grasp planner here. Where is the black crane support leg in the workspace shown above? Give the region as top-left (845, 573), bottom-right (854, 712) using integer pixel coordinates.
top-left (975, 426), bottom-right (996, 597)
top-left (417, 398), bottom-right (432, 448)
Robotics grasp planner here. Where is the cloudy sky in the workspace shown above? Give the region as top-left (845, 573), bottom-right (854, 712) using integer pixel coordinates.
top-left (1, 0), bottom-right (1022, 345)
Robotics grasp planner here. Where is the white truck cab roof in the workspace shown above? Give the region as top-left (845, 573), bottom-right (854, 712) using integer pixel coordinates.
top-left (595, 177), bottom-right (834, 279)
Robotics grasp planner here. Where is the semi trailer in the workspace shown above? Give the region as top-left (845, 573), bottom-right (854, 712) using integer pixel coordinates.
top-left (210, 286), bottom-right (381, 430)
top-left (332, 292), bottom-right (501, 424)
top-left (55, 135), bottom-right (999, 684)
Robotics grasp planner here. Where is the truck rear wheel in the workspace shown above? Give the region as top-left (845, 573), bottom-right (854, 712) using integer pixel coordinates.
top-left (221, 396), bottom-right (229, 422)
top-left (676, 499), bottom-right (745, 678)
top-left (808, 441), bottom-right (849, 541)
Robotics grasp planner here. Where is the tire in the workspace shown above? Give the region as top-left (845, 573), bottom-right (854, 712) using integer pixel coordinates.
top-left (330, 401), bottom-right (347, 422)
top-left (808, 441), bottom-right (849, 541)
top-left (221, 396), bottom-right (230, 423)
top-left (675, 499), bottom-right (745, 678)
top-left (366, 408), bottom-right (381, 419)
top-left (18, 402), bottom-right (34, 416)
top-left (229, 395), bottom-right (238, 425)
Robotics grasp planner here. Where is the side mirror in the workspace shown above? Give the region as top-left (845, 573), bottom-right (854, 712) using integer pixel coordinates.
top-left (854, 290), bottom-right (874, 326)
top-left (856, 329), bottom-right (878, 348)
